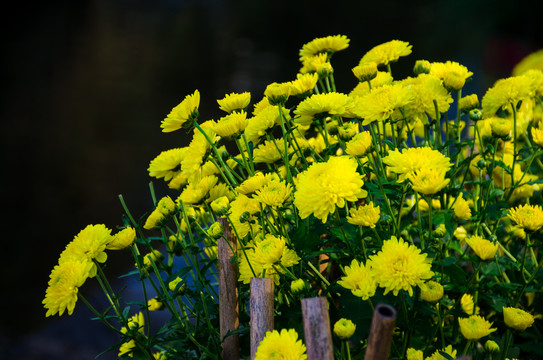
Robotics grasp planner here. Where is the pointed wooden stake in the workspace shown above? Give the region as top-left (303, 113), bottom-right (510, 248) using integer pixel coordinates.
top-left (218, 218), bottom-right (239, 360)
top-left (250, 277), bottom-right (274, 359)
top-left (301, 297), bottom-right (334, 360)
top-left (364, 304), bottom-right (396, 360)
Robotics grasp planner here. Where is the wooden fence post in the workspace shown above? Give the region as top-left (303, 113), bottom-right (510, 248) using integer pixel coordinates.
top-left (250, 277), bottom-right (274, 359)
top-left (364, 304), bottom-right (396, 360)
top-left (218, 218), bottom-right (239, 360)
top-left (301, 297), bottom-right (334, 360)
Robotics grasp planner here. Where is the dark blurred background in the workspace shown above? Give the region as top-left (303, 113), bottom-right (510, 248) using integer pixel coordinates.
top-left (1, 0), bottom-right (541, 359)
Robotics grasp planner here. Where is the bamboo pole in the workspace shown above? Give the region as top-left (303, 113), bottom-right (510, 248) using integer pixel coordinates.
top-left (364, 304), bottom-right (396, 360)
top-left (218, 218), bottom-right (239, 360)
top-left (250, 277), bottom-right (274, 359)
top-left (301, 297), bottom-right (334, 360)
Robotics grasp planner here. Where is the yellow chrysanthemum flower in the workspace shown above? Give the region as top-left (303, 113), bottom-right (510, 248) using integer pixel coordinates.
top-left (426, 345), bottom-right (457, 360)
top-left (345, 131), bottom-right (372, 156)
top-left (214, 110), bottom-right (249, 138)
top-left (413, 59), bottom-right (431, 75)
top-left (419, 280), bottom-right (444, 303)
top-left (352, 62), bottom-right (378, 82)
top-left (382, 147), bottom-right (452, 182)
top-left (264, 82), bottom-right (292, 105)
top-left (168, 276), bottom-right (185, 292)
top-left (512, 49), bottom-right (543, 75)
top-left (238, 235), bottom-right (300, 284)
top-left (148, 148), bottom-right (187, 182)
top-left (290, 73), bottom-right (319, 96)
top-left (485, 340), bottom-right (500, 353)
top-left (415, 197), bottom-right (440, 212)
top-left (337, 259), bottom-right (377, 300)
top-left (466, 235), bottom-right (498, 260)
top-left (353, 83), bottom-right (412, 125)
top-left (430, 61), bottom-right (473, 84)
top-left (253, 179), bottom-right (293, 207)
top-left (161, 90), bottom-right (200, 132)
top-left (399, 74), bottom-right (453, 121)
top-left (482, 76), bottom-right (532, 116)
top-left (338, 121), bottom-right (359, 140)
top-left (299, 53), bottom-right (329, 74)
top-left (406, 348), bottom-right (424, 360)
top-left (293, 92), bottom-right (354, 126)
top-left (228, 194), bottom-right (262, 239)
top-left (253, 234), bottom-right (300, 269)
top-left (299, 34), bottom-right (350, 61)
top-left (107, 227), bottom-right (136, 250)
top-left (409, 167), bottom-right (450, 195)
top-left (349, 71), bottom-right (394, 99)
top-left (454, 226), bottom-right (468, 242)
top-left (294, 156), bottom-right (367, 223)
top-left (452, 193), bottom-right (472, 220)
top-left (490, 116), bottom-right (513, 138)
top-left (210, 195), bottom-right (230, 215)
top-left (43, 260), bottom-right (92, 317)
top-left (503, 307), bottom-right (535, 331)
top-left (458, 315), bottom-right (497, 341)
top-left (217, 92), bottom-right (250, 113)
top-left (347, 201), bottom-right (381, 228)
top-left (359, 40), bottom-right (412, 66)
top-left (236, 172), bottom-right (276, 195)
top-left (508, 203), bottom-right (543, 232)
top-left (461, 293), bottom-right (475, 315)
top-left (370, 236), bottom-right (434, 296)
top-left (123, 311), bottom-right (145, 332)
top-left (207, 182), bottom-right (234, 204)
top-left (290, 279), bottom-right (306, 293)
top-left (118, 312), bottom-right (145, 357)
top-left (244, 105), bottom-right (287, 145)
top-left (118, 340), bottom-right (136, 357)
top-left (253, 139), bottom-right (288, 164)
top-left (333, 318), bottom-right (356, 340)
top-left (523, 69), bottom-right (543, 97)
top-left (255, 329), bottom-right (307, 360)
top-left (459, 94), bottom-right (480, 112)
top-left (58, 224), bottom-right (113, 277)
top-left (532, 121), bottom-right (543, 147)
top-left (147, 298), bottom-right (163, 311)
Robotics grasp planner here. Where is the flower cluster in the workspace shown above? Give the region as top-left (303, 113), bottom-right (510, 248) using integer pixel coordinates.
top-left (44, 35), bottom-right (543, 359)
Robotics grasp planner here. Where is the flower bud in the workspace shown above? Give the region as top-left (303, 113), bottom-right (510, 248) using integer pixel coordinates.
top-left (239, 211), bottom-right (251, 223)
top-left (333, 318), bottom-right (356, 340)
top-left (290, 279), bottom-right (306, 293)
top-left (420, 280), bottom-right (444, 303)
top-left (454, 226), bottom-right (468, 242)
top-left (433, 223), bottom-right (447, 238)
top-left (210, 196), bottom-right (230, 215)
top-left (459, 94), bottom-right (479, 112)
top-left (469, 108), bottom-right (483, 121)
top-left (413, 60), bottom-right (431, 75)
top-left (107, 227), bottom-right (136, 250)
top-left (207, 221), bottom-right (224, 239)
top-left (147, 298), bottom-right (164, 311)
top-left (484, 340), bottom-right (500, 353)
top-left (169, 276), bottom-right (186, 293)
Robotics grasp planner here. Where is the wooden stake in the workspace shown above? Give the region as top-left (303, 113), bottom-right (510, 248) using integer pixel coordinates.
top-left (301, 297), bottom-right (334, 360)
top-left (218, 218), bottom-right (239, 360)
top-left (250, 277), bottom-right (274, 359)
top-left (364, 304), bottom-right (396, 360)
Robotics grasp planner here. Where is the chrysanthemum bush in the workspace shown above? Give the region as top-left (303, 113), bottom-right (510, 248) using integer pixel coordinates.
top-left (43, 35), bottom-right (543, 359)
